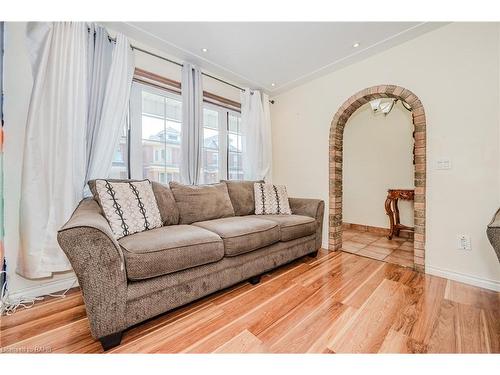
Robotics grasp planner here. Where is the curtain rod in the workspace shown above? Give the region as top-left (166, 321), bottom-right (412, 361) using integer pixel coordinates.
top-left (90, 28), bottom-right (275, 104)
top-left (133, 45), bottom-right (275, 104)
top-left (131, 45), bottom-right (247, 93)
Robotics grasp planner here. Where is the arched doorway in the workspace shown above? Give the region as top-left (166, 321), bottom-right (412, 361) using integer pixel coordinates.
top-left (329, 85), bottom-right (426, 272)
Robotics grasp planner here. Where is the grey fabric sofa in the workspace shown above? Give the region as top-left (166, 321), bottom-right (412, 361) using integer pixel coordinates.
top-left (487, 208), bottom-right (500, 262)
top-left (57, 180), bottom-right (324, 350)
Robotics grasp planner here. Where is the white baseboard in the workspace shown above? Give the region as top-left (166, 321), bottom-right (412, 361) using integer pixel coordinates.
top-left (7, 276), bottom-right (79, 301)
top-left (426, 265), bottom-right (500, 292)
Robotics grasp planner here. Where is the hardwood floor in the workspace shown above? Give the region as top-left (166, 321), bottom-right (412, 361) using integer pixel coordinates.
top-left (342, 228), bottom-right (415, 268)
top-left (1, 250), bottom-right (498, 353)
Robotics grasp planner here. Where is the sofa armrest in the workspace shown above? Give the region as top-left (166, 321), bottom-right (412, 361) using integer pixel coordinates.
top-left (289, 198), bottom-right (325, 250)
top-left (486, 208), bottom-right (500, 263)
top-left (57, 198), bottom-right (127, 339)
top-left (488, 207), bottom-right (500, 228)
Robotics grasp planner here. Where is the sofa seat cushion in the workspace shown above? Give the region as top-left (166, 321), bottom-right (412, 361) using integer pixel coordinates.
top-left (119, 225), bottom-right (224, 280)
top-left (193, 217), bottom-right (279, 257)
top-left (251, 214), bottom-right (316, 242)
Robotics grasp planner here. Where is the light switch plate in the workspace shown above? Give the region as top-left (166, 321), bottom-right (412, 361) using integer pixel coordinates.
top-left (457, 234), bottom-right (471, 250)
top-left (436, 158), bottom-right (452, 170)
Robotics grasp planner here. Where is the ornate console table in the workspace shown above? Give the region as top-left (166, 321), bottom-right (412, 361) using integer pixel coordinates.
top-left (384, 189), bottom-right (414, 240)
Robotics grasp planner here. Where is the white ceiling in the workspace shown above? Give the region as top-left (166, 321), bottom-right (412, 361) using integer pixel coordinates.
top-left (104, 22), bottom-right (446, 95)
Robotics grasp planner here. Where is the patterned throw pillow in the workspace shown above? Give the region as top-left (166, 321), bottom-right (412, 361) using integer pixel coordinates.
top-left (254, 182), bottom-right (292, 215)
top-left (94, 179), bottom-right (162, 239)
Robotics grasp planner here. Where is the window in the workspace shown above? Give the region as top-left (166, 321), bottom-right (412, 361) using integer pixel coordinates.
top-left (227, 113), bottom-right (243, 180)
top-left (159, 172), bottom-right (167, 184)
top-left (109, 124), bottom-right (129, 179)
top-left (129, 82), bottom-right (182, 184)
top-left (201, 107), bottom-right (220, 184)
top-left (200, 104), bottom-right (243, 184)
top-left (109, 73), bottom-right (243, 185)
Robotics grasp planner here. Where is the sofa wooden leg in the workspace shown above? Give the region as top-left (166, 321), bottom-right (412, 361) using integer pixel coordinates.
top-left (308, 250), bottom-right (319, 258)
top-left (99, 331), bottom-right (123, 351)
top-left (249, 275), bottom-right (261, 285)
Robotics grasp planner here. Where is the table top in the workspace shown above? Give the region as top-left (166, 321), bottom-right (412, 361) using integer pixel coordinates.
top-left (386, 189), bottom-right (415, 200)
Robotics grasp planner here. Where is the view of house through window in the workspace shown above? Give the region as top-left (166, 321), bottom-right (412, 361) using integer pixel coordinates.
top-left (201, 104), bottom-right (243, 184)
top-left (140, 89), bottom-right (182, 183)
top-left (109, 123), bottom-right (129, 179)
top-left (110, 78), bottom-right (243, 185)
top-left (125, 82), bottom-right (182, 184)
top-left (201, 106), bottom-right (220, 184)
top-left (227, 113), bottom-right (243, 180)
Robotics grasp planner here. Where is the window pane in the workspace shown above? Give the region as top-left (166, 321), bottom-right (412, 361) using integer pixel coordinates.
top-left (141, 89), bottom-right (182, 184)
top-left (228, 114), bottom-right (240, 133)
top-left (142, 115), bottom-right (164, 140)
top-left (202, 150), bottom-right (219, 184)
top-left (227, 112), bottom-right (243, 180)
top-left (228, 152), bottom-right (243, 180)
top-left (142, 91), bottom-right (165, 118)
top-left (109, 128), bottom-right (128, 179)
top-left (165, 97), bottom-right (182, 122)
top-left (204, 128), bottom-right (219, 150)
top-left (228, 133), bottom-right (242, 152)
top-left (204, 108), bottom-right (219, 129)
top-left (201, 107), bottom-right (220, 184)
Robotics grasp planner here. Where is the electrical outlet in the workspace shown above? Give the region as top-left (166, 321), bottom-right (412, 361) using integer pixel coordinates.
top-left (457, 235), bottom-right (471, 250)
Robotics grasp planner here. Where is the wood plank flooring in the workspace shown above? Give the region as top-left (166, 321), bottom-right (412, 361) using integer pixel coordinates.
top-left (1, 249), bottom-right (498, 353)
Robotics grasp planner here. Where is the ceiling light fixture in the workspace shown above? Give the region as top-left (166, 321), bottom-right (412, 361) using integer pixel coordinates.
top-left (271, 83), bottom-right (276, 87)
top-left (201, 48), bottom-right (208, 53)
top-left (370, 98), bottom-right (396, 116)
top-left (352, 42), bottom-right (360, 48)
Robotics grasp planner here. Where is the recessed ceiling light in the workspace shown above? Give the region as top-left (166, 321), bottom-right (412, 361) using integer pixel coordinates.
top-left (353, 42), bottom-right (360, 48)
top-left (271, 83), bottom-right (276, 87)
top-left (201, 48), bottom-right (208, 53)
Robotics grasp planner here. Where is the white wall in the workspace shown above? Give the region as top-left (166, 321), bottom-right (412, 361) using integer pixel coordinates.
top-left (271, 23), bottom-right (500, 290)
top-left (3, 22), bottom-right (241, 296)
top-left (343, 101), bottom-right (414, 228)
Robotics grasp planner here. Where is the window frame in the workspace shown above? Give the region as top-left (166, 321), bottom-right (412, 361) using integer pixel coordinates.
top-left (118, 69), bottom-right (243, 184)
top-left (201, 102), bottom-right (242, 183)
top-left (226, 111), bottom-right (244, 181)
top-left (129, 81), bottom-right (183, 182)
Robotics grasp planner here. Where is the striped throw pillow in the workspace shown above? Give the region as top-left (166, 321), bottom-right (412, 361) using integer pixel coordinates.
top-left (254, 182), bottom-right (292, 215)
top-left (95, 179), bottom-right (162, 239)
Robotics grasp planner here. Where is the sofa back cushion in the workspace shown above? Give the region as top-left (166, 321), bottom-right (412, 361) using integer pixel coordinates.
top-left (151, 182), bottom-right (180, 225)
top-left (88, 179), bottom-right (179, 226)
top-left (93, 179), bottom-right (163, 239)
top-left (221, 180), bottom-right (263, 216)
top-left (169, 182), bottom-right (235, 224)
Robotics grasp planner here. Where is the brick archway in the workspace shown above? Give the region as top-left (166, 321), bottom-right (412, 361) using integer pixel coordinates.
top-left (329, 85), bottom-right (426, 271)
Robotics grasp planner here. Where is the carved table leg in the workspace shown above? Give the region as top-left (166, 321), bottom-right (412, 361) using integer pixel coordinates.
top-left (394, 198), bottom-right (401, 237)
top-left (385, 196), bottom-right (395, 240)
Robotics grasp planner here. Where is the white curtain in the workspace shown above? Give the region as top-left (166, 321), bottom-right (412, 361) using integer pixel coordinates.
top-left (18, 23), bottom-right (134, 278)
top-left (19, 23), bottom-right (88, 278)
top-left (85, 29), bottom-right (134, 191)
top-left (180, 63), bottom-right (203, 185)
top-left (85, 24), bottom-right (112, 176)
top-left (241, 90), bottom-right (273, 181)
